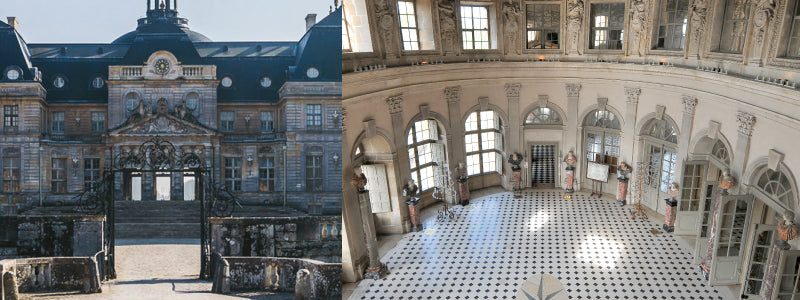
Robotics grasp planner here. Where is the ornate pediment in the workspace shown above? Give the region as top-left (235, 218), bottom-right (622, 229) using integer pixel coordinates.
top-left (112, 113), bottom-right (214, 136)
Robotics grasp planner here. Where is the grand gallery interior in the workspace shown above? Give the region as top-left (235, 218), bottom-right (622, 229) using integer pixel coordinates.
top-left (342, 0), bottom-right (800, 298)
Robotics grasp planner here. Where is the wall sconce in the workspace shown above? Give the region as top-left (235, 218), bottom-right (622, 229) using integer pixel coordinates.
top-left (72, 157), bottom-right (79, 176)
top-left (244, 115), bottom-right (251, 127)
top-left (331, 153), bottom-right (340, 166)
top-left (330, 110), bottom-right (341, 126)
top-left (74, 117), bottom-right (81, 127)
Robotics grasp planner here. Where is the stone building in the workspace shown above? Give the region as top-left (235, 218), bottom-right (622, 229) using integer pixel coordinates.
top-left (0, 1), bottom-right (342, 215)
top-left (343, 0), bottom-right (800, 298)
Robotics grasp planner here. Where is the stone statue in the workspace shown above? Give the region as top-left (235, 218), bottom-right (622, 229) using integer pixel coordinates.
top-left (566, 0), bottom-right (584, 55)
top-left (627, 0), bottom-right (648, 56)
top-left (564, 151), bottom-right (577, 170)
top-left (374, 0), bottom-right (396, 56)
top-left (688, 0), bottom-right (708, 58)
top-left (777, 210), bottom-right (800, 249)
top-left (351, 168), bottom-right (368, 192)
top-left (508, 152), bottom-right (523, 172)
top-left (502, 0), bottom-right (521, 55)
top-left (718, 170), bottom-right (736, 194)
top-left (663, 182), bottom-right (681, 232)
top-left (438, 0), bottom-right (458, 54)
top-left (564, 151), bottom-right (577, 194)
top-left (455, 162), bottom-right (467, 182)
top-left (617, 162), bottom-right (632, 183)
top-left (174, 100), bottom-right (187, 119)
top-left (402, 179), bottom-right (420, 206)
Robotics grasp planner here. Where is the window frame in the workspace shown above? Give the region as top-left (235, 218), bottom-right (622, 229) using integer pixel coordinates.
top-left (261, 111), bottom-right (274, 133)
top-left (4, 105), bottom-right (19, 128)
top-left (588, 1), bottom-right (626, 50)
top-left (583, 109), bottom-right (622, 175)
top-left (716, 0), bottom-right (751, 54)
top-left (223, 157), bottom-right (242, 192)
top-left (52, 111), bottom-right (65, 134)
top-left (785, 0), bottom-right (800, 58)
top-left (220, 111), bottom-right (235, 132)
top-left (461, 4), bottom-right (492, 50)
top-left (525, 3), bottom-right (561, 50)
top-left (407, 119), bottom-right (442, 192)
top-left (2, 155), bottom-right (20, 193)
top-left (84, 158), bottom-right (101, 193)
top-left (464, 110), bottom-right (504, 176)
top-left (259, 156), bottom-right (275, 192)
top-left (91, 111), bottom-right (105, 133)
top-left (653, 0), bottom-right (689, 50)
top-left (306, 104), bottom-right (322, 128)
top-left (305, 155), bottom-right (323, 192)
top-left (398, 0), bottom-right (422, 51)
top-left (51, 158), bottom-right (67, 194)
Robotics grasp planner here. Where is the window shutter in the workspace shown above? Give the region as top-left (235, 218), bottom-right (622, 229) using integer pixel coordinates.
top-left (493, 112), bottom-right (500, 130)
top-left (495, 132), bottom-right (503, 151)
top-left (496, 152), bottom-right (503, 173)
top-left (432, 142), bottom-right (446, 165)
top-left (427, 120), bottom-right (438, 140)
top-left (363, 164), bottom-right (392, 213)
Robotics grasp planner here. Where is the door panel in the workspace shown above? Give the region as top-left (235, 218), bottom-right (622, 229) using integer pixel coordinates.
top-left (740, 224), bottom-right (776, 299)
top-left (694, 181), bottom-right (718, 264)
top-left (530, 144), bottom-right (556, 186)
top-left (362, 164), bottom-right (391, 213)
top-left (675, 163), bottom-right (707, 235)
top-left (643, 145), bottom-right (661, 212)
top-left (710, 194), bottom-right (754, 286)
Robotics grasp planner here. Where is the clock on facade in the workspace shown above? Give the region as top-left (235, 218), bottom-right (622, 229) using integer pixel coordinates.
top-left (154, 58), bottom-right (171, 75)
top-left (6, 69), bottom-right (20, 80)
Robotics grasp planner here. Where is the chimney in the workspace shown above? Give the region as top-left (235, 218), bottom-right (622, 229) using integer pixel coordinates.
top-left (6, 17), bottom-right (18, 31)
top-left (305, 14), bottom-right (317, 32)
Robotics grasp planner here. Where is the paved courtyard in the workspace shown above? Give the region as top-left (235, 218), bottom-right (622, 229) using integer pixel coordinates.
top-left (26, 239), bottom-right (292, 300)
top-left (349, 190), bottom-right (736, 299)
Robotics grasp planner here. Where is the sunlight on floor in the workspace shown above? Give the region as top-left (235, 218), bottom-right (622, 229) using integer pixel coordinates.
top-left (578, 235), bottom-right (624, 268)
top-left (529, 210), bottom-right (550, 232)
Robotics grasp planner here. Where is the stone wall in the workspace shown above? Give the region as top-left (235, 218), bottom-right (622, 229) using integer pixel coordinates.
top-left (0, 255), bottom-right (102, 295)
top-left (209, 216), bottom-right (340, 263)
top-left (215, 256), bottom-right (341, 299)
top-left (0, 215), bottom-right (104, 259)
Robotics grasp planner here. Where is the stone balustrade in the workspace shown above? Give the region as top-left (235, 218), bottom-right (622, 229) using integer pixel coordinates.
top-left (0, 252), bottom-right (103, 298)
top-left (211, 256), bottom-right (341, 299)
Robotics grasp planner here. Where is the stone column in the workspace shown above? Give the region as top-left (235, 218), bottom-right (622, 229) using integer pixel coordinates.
top-left (761, 243), bottom-right (787, 299)
top-left (564, 83), bottom-right (581, 186)
top-left (699, 192), bottom-right (724, 278)
top-left (622, 87), bottom-right (641, 165)
top-left (674, 95), bottom-right (697, 182)
top-left (505, 84), bottom-right (521, 154)
top-left (357, 188), bottom-right (387, 279)
top-left (445, 87), bottom-right (463, 170)
top-left (386, 94), bottom-right (412, 231)
top-left (732, 112), bottom-right (755, 191)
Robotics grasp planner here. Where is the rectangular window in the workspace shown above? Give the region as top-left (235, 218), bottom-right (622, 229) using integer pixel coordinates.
top-left (51, 158), bottom-right (67, 193)
top-left (719, 0), bottom-right (750, 53)
top-left (481, 152), bottom-right (497, 175)
top-left (220, 111), bottom-right (234, 132)
top-left (305, 155), bottom-right (323, 192)
top-left (306, 104), bottom-right (322, 127)
top-left (224, 157), bottom-right (242, 192)
top-left (2, 156), bottom-right (20, 192)
top-left (398, 1), bottom-right (420, 50)
top-left (261, 111), bottom-right (274, 132)
top-left (590, 3), bottom-right (625, 49)
top-left (655, 0), bottom-right (689, 50)
top-left (52, 112), bottom-right (65, 134)
top-left (788, 0), bottom-right (800, 57)
top-left (343, 6), bottom-right (352, 51)
top-left (465, 134), bottom-right (480, 153)
top-left (466, 154), bottom-right (481, 175)
top-left (461, 5), bottom-right (490, 49)
top-left (3, 105), bottom-right (18, 127)
top-left (259, 157), bottom-right (275, 192)
top-left (526, 4), bottom-right (560, 49)
top-left (91, 112), bottom-right (105, 133)
top-left (418, 165), bottom-right (435, 191)
top-left (84, 158), bottom-right (101, 192)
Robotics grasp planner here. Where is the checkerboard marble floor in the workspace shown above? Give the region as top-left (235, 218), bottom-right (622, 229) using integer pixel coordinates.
top-left (349, 190), bottom-right (734, 299)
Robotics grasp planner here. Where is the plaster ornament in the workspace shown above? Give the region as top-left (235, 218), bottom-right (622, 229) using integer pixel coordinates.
top-left (438, 0), bottom-right (458, 54)
top-left (509, 152), bottom-right (523, 171)
top-left (502, 0), bottom-right (521, 55)
top-left (777, 210), bottom-right (800, 249)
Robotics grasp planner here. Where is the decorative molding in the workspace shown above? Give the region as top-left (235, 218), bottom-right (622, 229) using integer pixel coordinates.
top-left (444, 86), bottom-right (462, 103)
top-left (385, 94), bottom-right (404, 114)
top-left (537, 95), bottom-right (549, 107)
top-left (419, 104), bottom-right (431, 119)
top-left (341, 108), bottom-right (348, 132)
top-left (478, 97), bottom-right (490, 111)
top-left (768, 149), bottom-right (784, 172)
top-left (682, 95), bottom-right (698, 115)
top-left (736, 111), bottom-right (756, 136)
top-left (655, 105), bottom-right (666, 120)
top-left (365, 119), bottom-right (377, 138)
top-left (624, 87), bottom-right (641, 104)
top-left (505, 83), bottom-right (521, 98)
top-left (502, 0), bottom-right (522, 55)
top-left (708, 120), bottom-right (721, 140)
top-left (565, 83), bottom-right (581, 98)
top-left (597, 98), bottom-right (608, 111)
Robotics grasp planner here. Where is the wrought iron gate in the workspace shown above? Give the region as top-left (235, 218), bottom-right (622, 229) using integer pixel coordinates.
top-left (73, 136), bottom-right (238, 280)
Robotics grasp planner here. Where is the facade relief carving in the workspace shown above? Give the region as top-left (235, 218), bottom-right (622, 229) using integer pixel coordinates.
top-left (736, 111), bottom-right (756, 136)
top-left (565, 83), bottom-right (582, 98)
top-left (386, 94), bottom-right (404, 114)
top-left (444, 86), bottom-right (462, 102)
top-left (627, 0), bottom-right (650, 56)
top-left (374, 0), bottom-right (397, 58)
top-left (687, 0), bottom-right (709, 59)
top-left (438, 0), bottom-right (459, 55)
top-left (681, 95), bottom-right (698, 115)
top-left (502, 0), bottom-right (522, 55)
top-left (505, 83), bottom-right (521, 98)
top-left (566, 0), bottom-right (585, 55)
top-left (624, 87), bottom-right (642, 104)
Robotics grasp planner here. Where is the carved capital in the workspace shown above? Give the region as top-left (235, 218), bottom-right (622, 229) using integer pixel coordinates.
top-left (624, 87), bottom-right (641, 104)
top-left (565, 83), bottom-right (581, 98)
top-left (736, 111), bottom-right (756, 136)
top-left (505, 83), bottom-right (521, 99)
top-left (386, 94), bottom-right (404, 114)
top-left (444, 86), bottom-right (462, 103)
top-left (682, 95), bottom-right (698, 115)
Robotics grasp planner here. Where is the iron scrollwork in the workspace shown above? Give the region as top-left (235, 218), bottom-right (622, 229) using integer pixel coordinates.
top-left (74, 172), bottom-right (114, 215)
top-left (207, 182), bottom-right (241, 217)
top-left (114, 136), bottom-right (205, 171)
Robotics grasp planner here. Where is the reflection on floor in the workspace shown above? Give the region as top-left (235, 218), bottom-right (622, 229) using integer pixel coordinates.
top-left (349, 190), bottom-right (734, 299)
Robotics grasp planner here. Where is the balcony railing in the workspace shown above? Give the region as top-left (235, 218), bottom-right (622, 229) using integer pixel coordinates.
top-left (43, 134), bottom-right (103, 143)
top-left (109, 65), bottom-right (216, 80)
top-left (220, 132), bottom-right (285, 142)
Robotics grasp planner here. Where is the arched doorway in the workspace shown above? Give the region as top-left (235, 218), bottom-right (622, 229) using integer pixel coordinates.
top-left (581, 109), bottom-right (621, 191)
top-left (639, 117), bottom-right (679, 215)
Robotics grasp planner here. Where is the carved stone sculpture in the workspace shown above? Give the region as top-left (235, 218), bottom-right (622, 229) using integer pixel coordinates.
top-left (616, 162), bottom-right (632, 206)
top-left (564, 151), bottom-right (577, 194)
top-left (509, 152), bottom-right (523, 172)
top-left (752, 0), bottom-right (776, 47)
top-left (663, 182), bottom-right (680, 232)
top-left (502, 0), bottom-right (521, 55)
top-left (438, 0), bottom-right (459, 55)
top-left (403, 179), bottom-right (423, 231)
top-left (455, 162), bottom-right (467, 182)
top-left (627, 0), bottom-right (648, 56)
top-left (566, 0), bottom-right (584, 55)
top-left (374, 0), bottom-right (396, 57)
top-left (688, 0), bottom-right (708, 59)
top-left (718, 170), bottom-right (736, 194)
top-left (777, 210), bottom-right (800, 249)
top-left (617, 162), bottom-right (632, 183)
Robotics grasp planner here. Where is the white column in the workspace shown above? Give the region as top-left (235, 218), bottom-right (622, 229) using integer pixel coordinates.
top-left (674, 95), bottom-right (697, 181)
top-left (565, 83), bottom-right (581, 186)
top-left (732, 111), bottom-right (755, 193)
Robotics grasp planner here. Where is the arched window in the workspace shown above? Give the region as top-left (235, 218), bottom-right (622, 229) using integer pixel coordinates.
top-left (464, 110), bottom-right (503, 176)
top-left (408, 119), bottom-right (444, 191)
top-left (755, 168), bottom-right (796, 209)
top-left (641, 118), bottom-right (679, 194)
top-left (583, 109), bottom-right (621, 173)
top-left (524, 107), bottom-right (562, 125)
top-left (711, 140), bottom-right (730, 166)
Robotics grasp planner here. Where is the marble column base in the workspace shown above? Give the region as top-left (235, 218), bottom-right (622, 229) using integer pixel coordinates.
top-left (365, 263), bottom-right (388, 280)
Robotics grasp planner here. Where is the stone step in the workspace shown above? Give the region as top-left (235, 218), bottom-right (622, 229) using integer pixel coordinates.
top-left (115, 223), bottom-right (201, 239)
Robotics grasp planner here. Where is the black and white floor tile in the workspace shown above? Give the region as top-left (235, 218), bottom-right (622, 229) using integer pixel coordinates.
top-left (350, 191), bottom-right (732, 299)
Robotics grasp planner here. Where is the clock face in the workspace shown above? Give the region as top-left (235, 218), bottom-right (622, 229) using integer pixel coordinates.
top-left (154, 59), bottom-right (170, 75)
top-left (6, 69), bottom-right (19, 80)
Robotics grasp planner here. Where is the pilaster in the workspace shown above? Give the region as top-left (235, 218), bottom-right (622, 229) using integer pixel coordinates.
top-left (732, 111), bottom-right (755, 188)
top-left (445, 86), bottom-right (463, 169)
top-left (565, 83), bottom-right (581, 187)
top-left (622, 87), bottom-right (641, 166)
top-left (505, 83), bottom-right (521, 155)
top-left (674, 95), bottom-right (697, 181)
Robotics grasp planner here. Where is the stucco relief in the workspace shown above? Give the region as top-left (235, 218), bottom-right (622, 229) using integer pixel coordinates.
top-left (627, 0), bottom-right (649, 56)
top-left (688, 0), bottom-right (708, 59)
top-left (681, 95), bottom-right (698, 115)
top-left (753, 0), bottom-right (777, 47)
top-left (566, 0), bottom-right (584, 55)
top-left (374, 0), bottom-right (397, 57)
top-left (444, 86), bottom-right (462, 102)
top-left (386, 95), bottom-right (404, 114)
top-left (565, 83), bottom-right (582, 97)
top-left (736, 111), bottom-right (756, 136)
top-left (438, 0), bottom-right (459, 55)
top-left (502, 0), bottom-right (522, 55)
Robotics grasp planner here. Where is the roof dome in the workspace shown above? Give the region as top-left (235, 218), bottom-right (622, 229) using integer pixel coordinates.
top-left (113, 1), bottom-right (211, 44)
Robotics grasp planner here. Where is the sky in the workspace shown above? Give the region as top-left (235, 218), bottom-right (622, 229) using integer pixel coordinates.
top-left (1, 0), bottom-right (336, 43)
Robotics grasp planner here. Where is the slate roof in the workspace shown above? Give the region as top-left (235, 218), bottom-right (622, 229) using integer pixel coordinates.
top-left (0, 6), bottom-right (342, 103)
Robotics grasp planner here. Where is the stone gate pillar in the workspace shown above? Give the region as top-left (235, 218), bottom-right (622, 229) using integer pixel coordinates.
top-left (356, 187), bottom-right (387, 279)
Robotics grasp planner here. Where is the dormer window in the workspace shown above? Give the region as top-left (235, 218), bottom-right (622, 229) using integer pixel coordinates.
top-left (221, 76), bottom-right (233, 88)
top-left (5, 67), bottom-right (20, 81)
top-left (91, 76), bottom-right (105, 89)
top-left (306, 67), bottom-right (319, 79)
top-left (53, 76), bottom-right (66, 89)
top-left (260, 76), bottom-right (272, 88)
